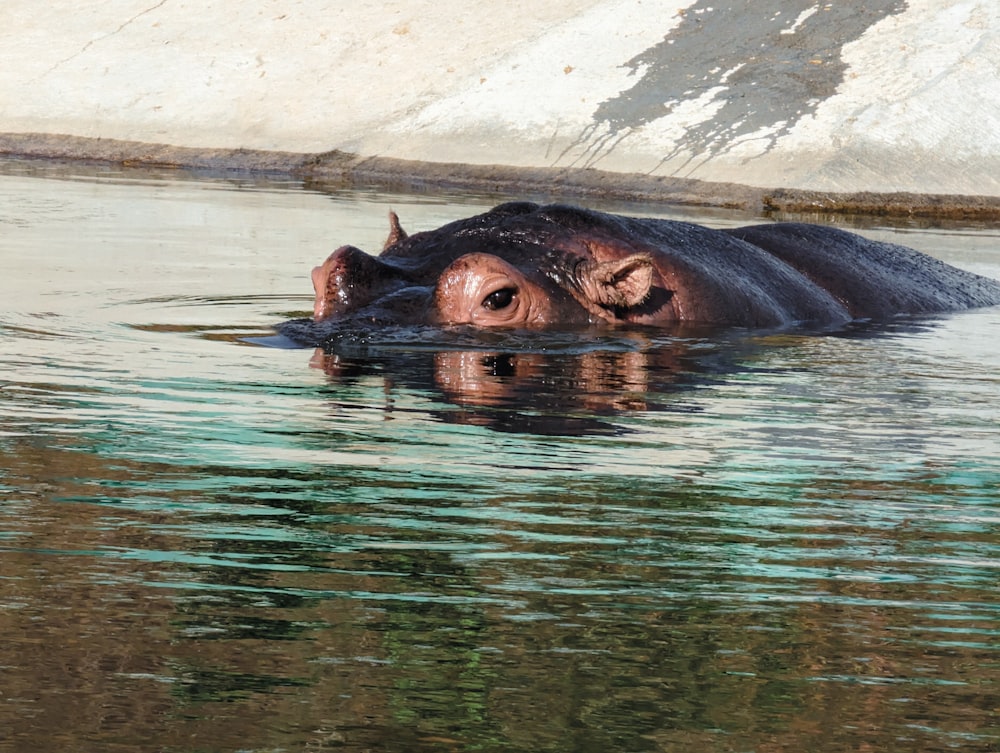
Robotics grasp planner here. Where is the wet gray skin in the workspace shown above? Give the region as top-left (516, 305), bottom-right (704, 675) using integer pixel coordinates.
top-left (279, 202), bottom-right (1000, 347)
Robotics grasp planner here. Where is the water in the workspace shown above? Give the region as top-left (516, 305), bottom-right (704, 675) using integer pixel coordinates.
top-left (1, 160), bottom-right (999, 753)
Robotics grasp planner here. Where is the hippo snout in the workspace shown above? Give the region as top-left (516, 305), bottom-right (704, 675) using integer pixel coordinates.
top-left (312, 245), bottom-right (412, 322)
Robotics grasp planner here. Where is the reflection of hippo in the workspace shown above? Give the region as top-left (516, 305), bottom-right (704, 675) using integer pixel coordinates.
top-left (306, 340), bottom-right (713, 435)
top-left (302, 320), bottom-right (931, 435)
top-left (280, 202), bottom-right (1000, 345)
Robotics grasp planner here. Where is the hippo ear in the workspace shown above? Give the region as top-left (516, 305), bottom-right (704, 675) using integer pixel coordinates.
top-left (383, 210), bottom-right (409, 250)
top-left (578, 254), bottom-right (655, 311)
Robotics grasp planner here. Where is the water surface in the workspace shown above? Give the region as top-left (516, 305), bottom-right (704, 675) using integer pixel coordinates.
top-left (2, 160), bottom-right (999, 752)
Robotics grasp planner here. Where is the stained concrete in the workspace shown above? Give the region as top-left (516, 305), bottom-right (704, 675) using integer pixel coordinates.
top-left (2, 0), bottom-right (999, 212)
top-left (580, 0), bottom-right (909, 168)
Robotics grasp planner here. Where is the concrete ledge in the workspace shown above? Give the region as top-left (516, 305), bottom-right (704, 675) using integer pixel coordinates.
top-left (4, 2), bottom-right (998, 211)
top-left (0, 132), bottom-right (310, 173)
top-left (5, 132), bottom-right (1000, 221)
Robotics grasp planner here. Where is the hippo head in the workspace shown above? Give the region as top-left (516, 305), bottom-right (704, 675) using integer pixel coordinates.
top-left (307, 202), bottom-right (664, 333)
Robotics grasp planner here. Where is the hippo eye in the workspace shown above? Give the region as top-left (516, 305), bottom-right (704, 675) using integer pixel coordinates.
top-left (482, 287), bottom-right (516, 311)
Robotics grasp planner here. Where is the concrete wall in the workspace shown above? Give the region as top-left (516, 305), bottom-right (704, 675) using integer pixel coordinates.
top-left (3, 1), bottom-right (999, 205)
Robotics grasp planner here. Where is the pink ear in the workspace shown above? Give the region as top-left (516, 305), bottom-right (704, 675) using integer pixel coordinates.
top-left (383, 211), bottom-right (408, 250)
top-left (579, 254), bottom-right (655, 310)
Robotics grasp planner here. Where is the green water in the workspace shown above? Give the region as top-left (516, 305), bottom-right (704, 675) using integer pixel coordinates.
top-left (1, 160), bottom-right (999, 752)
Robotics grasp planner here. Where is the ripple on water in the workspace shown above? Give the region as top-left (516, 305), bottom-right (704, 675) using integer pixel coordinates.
top-left (2, 164), bottom-right (999, 753)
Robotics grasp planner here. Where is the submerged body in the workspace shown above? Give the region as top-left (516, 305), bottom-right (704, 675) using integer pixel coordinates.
top-left (282, 202), bottom-right (1000, 343)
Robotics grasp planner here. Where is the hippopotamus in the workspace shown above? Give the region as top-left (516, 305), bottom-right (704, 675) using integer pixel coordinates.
top-left (280, 202), bottom-right (1000, 345)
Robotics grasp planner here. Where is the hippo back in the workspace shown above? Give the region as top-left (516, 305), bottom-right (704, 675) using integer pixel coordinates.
top-left (727, 223), bottom-right (1000, 319)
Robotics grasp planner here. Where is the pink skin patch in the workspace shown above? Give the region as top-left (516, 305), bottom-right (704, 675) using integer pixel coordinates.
top-left (432, 254), bottom-right (558, 327)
